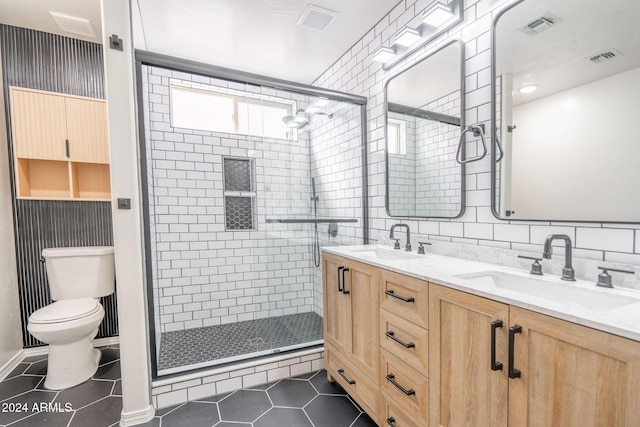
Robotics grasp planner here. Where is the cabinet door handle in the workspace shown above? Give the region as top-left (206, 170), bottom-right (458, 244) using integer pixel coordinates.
top-left (65, 139), bottom-right (70, 158)
top-left (337, 368), bottom-right (356, 385)
top-left (386, 330), bottom-right (415, 348)
top-left (386, 373), bottom-right (415, 396)
top-left (508, 325), bottom-right (522, 379)
top-left (385, 289), bottom-right (414, 303)
top-left (386, 417), bottom-right (397, 426)
top-left (337, 266), bottom-right (344, 293)
top-left (491, 320), bottom-right (503, 371)
top-left (341, 267), bottom-right (350, 294)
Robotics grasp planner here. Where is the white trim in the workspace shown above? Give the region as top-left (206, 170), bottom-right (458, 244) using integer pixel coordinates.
top-left (0, 350), bottom-right (25, 381)
top-left (119, 404), bottom-right (155, 427)
top-left (21, 336), bottom-right (120, 358)
top-left (153, 346), bottom-right (324, 388)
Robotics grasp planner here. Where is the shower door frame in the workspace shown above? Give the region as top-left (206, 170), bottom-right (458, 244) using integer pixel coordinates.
top-left (134, 50), bottom-right (369, 379)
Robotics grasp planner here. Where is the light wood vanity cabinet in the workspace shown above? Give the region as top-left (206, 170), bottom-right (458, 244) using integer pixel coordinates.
top-left (9, 86), bottom-right (110, 200)
top-left (323, 254), bottom-right (640, 426)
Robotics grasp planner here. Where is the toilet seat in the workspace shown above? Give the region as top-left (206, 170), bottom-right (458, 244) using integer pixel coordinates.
top-left (30, 299), bottom-right (101, 324)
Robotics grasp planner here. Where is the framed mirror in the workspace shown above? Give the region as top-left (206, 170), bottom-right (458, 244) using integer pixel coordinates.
top-left (492, 0), bottom-right (640, 222)
top-left (385, 40), bottom-right (465, 218)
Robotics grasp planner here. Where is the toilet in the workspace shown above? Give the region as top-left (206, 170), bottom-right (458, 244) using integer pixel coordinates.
top-left (27, 246), bottom-right (115, 390)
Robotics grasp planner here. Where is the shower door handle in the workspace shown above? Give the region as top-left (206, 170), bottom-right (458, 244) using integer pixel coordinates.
top-left (341, 268), bottom-right (350, 294)
top-left (337, 266), bottom-right (344, 293)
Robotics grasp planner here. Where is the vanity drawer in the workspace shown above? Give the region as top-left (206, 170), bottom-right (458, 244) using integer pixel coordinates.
top-left (380, 349), bottom-right (429, 425)
top-left (380, 394), bottom-right (422, 427)
top-left (326, 343), bottom-right (379, 422)
top-left (380, 309), bottom-right (428, 374)
top-left (380, 269), bottom-right (429, 329)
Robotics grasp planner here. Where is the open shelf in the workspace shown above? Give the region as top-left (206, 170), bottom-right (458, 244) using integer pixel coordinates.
top-left (16, 158), bottom-right (71, 199)
top-left (71, 162), bottom-right (111, 200)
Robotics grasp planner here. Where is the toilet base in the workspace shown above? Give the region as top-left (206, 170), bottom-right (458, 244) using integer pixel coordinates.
top-left (43, 336), bottom-right (102, 390)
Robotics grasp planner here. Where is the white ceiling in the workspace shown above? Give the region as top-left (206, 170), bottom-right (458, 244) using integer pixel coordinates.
top-left (0, 0), bottom-right (400, 84)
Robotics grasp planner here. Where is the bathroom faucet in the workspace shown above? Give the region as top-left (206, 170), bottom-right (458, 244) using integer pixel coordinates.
top-left (542, 234), bottom-right (575, 281)
top-left (390, 224), bottom-right (411, 252)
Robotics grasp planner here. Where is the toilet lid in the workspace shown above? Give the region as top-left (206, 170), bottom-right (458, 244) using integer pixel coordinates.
top-left (30, 299), bottom-right (101, 324)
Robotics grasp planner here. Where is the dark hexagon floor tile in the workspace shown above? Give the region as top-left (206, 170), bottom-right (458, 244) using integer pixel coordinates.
top-left (304, 395), bottom-right (361, 427)
top-left (267, 379), bottom-right (318, 408)
top-left (69, 396), bottom-right (122, 427)
top-left (154, 402), bottom-right (183, 416)
top-left (24, 359), bottom-right (48, 375)
top-left (218, 389), bottom-right (271, 422)
top-left (352, 412), bottom-right (378, 427)
top-left (22, 355), bottom-right (47, 363)
top-left (214, 422), bottom-right (251, 427)
top-left (162, 401), bottom-right (219, 427)
top-left (246, 381), bottom-right (277, 391)
top-left (195, 391), bottom-right (231, 403)
top-left (254, 407), bottom-right (312, 427)
top-left (8, 409), bottom-right (74, 427)
top-left (309, 370), bottom-right (347, 395)
top-left (0, 390), bottom-right (56, 425)
top-left (93, 360), bottom-right (121, 380)
top-left (111, 379), bottom-right (122, 396)
top-left (5, 363), bottom-right (29, 379)
top-left (98, 348), bottom-right (120, 366)
top-left (54, 379), bottom-right (114, 409)
top-left (0, 375), bottom-right (43, 401)
top-left (131, 416), bottom-right (161, 427)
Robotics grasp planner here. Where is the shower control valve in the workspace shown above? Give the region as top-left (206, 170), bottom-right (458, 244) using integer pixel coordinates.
top-left (417, 242), bottom-right (432, 255)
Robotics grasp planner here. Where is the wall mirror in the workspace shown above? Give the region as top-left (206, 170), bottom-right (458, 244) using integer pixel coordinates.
top-left (385, 40), bottom-right (465, 218)
top-left (492, 0), bottom-right (640, 222)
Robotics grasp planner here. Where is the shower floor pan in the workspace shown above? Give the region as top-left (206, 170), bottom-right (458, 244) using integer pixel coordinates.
top-left (157, 312), bottom-right (324, 373)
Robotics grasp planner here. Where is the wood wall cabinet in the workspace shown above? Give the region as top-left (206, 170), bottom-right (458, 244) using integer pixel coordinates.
top-left (9, 86), bottom-right (110, 200)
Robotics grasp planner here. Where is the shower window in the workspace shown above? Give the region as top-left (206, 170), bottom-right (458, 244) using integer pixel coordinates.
top-left (170, 83), bottom-right (294, 139)
top-left (388, 118), bottom-right (407, 155)
top-left (223, 157), bottom-right (256, 230)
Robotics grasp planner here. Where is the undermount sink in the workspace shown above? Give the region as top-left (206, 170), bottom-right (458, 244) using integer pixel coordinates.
top-left (455, 271), bottom-right (640, 312)
top-left (351, 247), bottom-right (423, 261)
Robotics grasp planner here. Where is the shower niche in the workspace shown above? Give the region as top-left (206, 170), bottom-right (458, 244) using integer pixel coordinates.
top-left (138, 60), bottom-right (367, 376)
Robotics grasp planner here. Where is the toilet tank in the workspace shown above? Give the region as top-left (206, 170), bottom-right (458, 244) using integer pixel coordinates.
top-left (42, 246), bottom-right (115, 300)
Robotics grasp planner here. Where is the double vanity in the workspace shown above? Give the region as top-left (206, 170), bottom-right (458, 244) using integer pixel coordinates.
top-left (322, 244), bottom-right (640, 426)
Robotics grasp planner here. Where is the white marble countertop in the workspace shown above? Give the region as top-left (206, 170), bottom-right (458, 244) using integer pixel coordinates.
top-left (322, 244), bottom-right (640, 342)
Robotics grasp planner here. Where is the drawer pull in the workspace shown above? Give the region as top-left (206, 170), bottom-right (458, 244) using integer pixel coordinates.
top-left (386, 417), bottom-right (397, 426)
top-left (508, 325), bottom-right (522, 379)
top-left (491, 320), bottom-right (503, 371)
top-left (337, 368), bottom-right (356, 385)
top-left (386, 373), bottom-right (415, 396)
top-left (337, 266), bottom-right (344, 293)
top-left (341, 267), bottom-right (350, 294)
top-left (386, 330), bottom-right (415, 348)
top-left (385, 289), bottom-right (414, 303)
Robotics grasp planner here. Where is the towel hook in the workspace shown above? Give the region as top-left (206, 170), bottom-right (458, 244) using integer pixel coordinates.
top-left (456, 123), bottom-right (487, 165)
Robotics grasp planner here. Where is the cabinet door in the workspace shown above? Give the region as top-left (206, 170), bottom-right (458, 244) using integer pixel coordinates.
top-left (322, 253), bottom-right (349, 354)
top-left (345, 260), bottom-right (379, 380)
top-left (65, 97), bottom-right (109, 163)
top-left (10, 87), bottom-right (68, 161)
top-left (429, 284), bottom-right (509, 427)
top-left (509, 307), bottom-right (640, 427)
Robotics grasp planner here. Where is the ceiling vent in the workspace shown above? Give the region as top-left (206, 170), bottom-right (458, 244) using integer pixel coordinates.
top-left (50, 11), bottom-right (96, 38)
top-left (297, 5), bottom-right (337, 31)
top-left (520, 14), bottom-right (561, 36)
top-left (588, 49), bottom-right (623, 64)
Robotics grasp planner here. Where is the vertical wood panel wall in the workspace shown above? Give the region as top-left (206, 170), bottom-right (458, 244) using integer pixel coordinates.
top-left (1, 25), bottom-right (118, 347)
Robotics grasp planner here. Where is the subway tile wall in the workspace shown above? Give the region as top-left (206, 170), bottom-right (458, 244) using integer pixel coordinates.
top-left (312, 0), bottom-right (640, 283)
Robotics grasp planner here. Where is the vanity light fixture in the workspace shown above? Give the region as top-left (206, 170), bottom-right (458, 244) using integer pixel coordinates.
top-left (372, 46), bottom-right (396, 63)
top-left (422, 1), bottom-right (454, 27)
top-left (312, 97), bottom-right (330, 107)
top-left (394, 27), bottom-right (422, 47)
top-left (518, 84), bottom-right (538, 94)
top-left (305, 105), bottom-right (321, 114)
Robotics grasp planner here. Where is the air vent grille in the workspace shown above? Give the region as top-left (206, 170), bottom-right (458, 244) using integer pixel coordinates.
top-left (297, 5), bottom-right (337, 31)
top-left (589, 50), bottom-right (620, 64)
top-left (520, 14), bottom-right (561, 35)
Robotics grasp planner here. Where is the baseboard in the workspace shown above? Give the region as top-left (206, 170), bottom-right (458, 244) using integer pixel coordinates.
top-left (21, 336), bottom-right (121, 359)
top-left (119, 404), bottom-right (155, 426)
top-left (0, 349), bottom-right (26, 381)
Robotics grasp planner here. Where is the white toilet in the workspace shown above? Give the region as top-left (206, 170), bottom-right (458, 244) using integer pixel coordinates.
top-left (27, 246), bottom-right (115, 390)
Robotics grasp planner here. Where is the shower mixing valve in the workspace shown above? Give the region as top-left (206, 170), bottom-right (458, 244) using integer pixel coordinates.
top-left (328, 223), bottom-right (338, 238)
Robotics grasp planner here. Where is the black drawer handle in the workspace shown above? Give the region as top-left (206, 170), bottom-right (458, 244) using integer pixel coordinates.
top-left (337, 266), bottom-right (344, 293)
top-left (65, 139), bottom-right (70, 157)
top-left (337, 368), bottom-right (356, 385)
top-left (341, 267), bottom-right (350, 294)
top-left (509, 325), bottom-right (522, 379)
top-left (386, 330), bottom-right (415, 348)
top-left (385, 289), bottom-right (414, 303)
top-left (386, 373), bottom-right (415, 396)
top-left (387, 417), bottom-right (396, 426)
top-left (491, 320), bottom-right (503, 371)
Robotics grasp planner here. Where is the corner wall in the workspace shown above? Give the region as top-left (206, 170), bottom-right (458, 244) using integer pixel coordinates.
top-left (313, 0), bottom-right (640, 274)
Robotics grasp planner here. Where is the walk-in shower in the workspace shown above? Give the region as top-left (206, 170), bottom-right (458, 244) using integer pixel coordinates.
top-left (137, 54), bottom-right (367, 377)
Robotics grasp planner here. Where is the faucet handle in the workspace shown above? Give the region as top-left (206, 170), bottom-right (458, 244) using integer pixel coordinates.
top-left (393, 239), bottom-right (400, 250)
top-left (518, 255), bottom-right (543, 276)
top-left (596, 266), bottom-right (635, 288)
top-left (417, 242), bottom-right (432, 255)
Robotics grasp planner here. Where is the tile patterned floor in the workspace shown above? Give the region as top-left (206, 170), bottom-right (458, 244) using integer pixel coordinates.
top-left (1, 346), bottom-right (378, 427)
top-left (158, 312), bottom-right (324, 370)
top-left (0, 345), bottom-right (122, 427)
